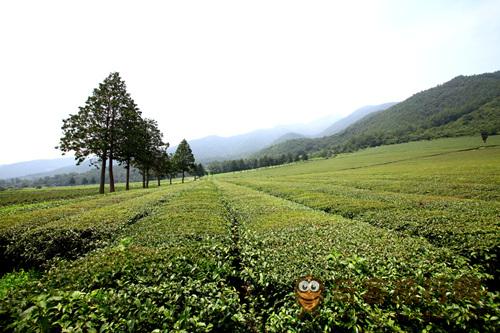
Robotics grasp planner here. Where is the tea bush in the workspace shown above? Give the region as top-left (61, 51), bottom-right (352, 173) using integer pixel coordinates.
top-left (215, 180), bottom-right (499, 332)
top-left (0, 186), bottom-right (178, 272)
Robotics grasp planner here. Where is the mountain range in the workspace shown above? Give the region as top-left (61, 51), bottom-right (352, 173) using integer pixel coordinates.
top-left (0, 103), bottom-right (387, 180)
top-left (260, 71), bottom-right (500, 157)
top-left (169, 103), bottom-right (394, 163)
top-left (0, 157), bottom-right (75, 180)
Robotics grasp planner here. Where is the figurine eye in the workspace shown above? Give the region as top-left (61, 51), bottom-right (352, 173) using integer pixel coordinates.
top-left (310, 280), bottom-right (320, 292)
top-left (298, 280), bottom-right (309, 292)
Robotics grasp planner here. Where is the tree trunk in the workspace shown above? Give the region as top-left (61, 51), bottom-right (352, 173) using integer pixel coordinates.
top-left (108, 150), bottom-right (115, 193)
top-left (182, 170), bottom-right (185, 183)
top-left (157, 176), bottom-right (160, 186)
top-left (169, 176), bottom-right (172, 185)
top-left (108, 99), bottom-right (115, 193)
top-left (102, 110), bottom-right (111, 194)
top-left (99, 154), bottom-right (107, 194)
top-left (146, 169), bottom-right (150, 188)
top-left (142, 171), bottom-right (146, 188)
top-left (125, 161), bottom-right (130, 191)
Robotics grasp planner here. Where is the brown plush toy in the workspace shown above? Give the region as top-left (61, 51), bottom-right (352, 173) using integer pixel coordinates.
top-left (295, 275), bottom-right (324, 313)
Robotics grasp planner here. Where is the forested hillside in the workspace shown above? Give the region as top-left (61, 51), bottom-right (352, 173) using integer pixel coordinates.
top-left (318, 102), bottom-right (396, 137)
top-left (260, 71), bottom-right (500, 157)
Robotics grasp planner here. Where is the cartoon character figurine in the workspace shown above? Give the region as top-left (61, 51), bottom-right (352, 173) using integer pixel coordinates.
top-left (295, 275), bottom-right (324, 313)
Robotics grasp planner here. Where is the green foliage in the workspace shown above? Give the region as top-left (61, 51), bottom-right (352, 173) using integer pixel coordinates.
top-left (58, 72), bottom-right (131, 165)
top-left (57, 72), bottom-right (168, 193)
top-left (0, 186), bottom-right (101, 207)
top-left (0, 186), bottom-right (180, 272)
top-left (481, 130), bottom-right (489, 143)
top-left (194, 163), bottom-right (206, 179)
top-left (114, 98), bottom-right (144, 164)
top-left (163, 152), bottom-right (177, 183)
top-left (213, 180), bottom-right (499, 332)
top-left (133, 118), bottom-right (166, 187)
top-left (173, 139), bottom-right (195, 182)
top-left (207, 151), bottom-right (314, 175)
top-left (150, 147), bottom-right (170, 184)
top-left (0, 270), bottom-right (36, 299)
top-left (208, 155), bottom-right (294, 174)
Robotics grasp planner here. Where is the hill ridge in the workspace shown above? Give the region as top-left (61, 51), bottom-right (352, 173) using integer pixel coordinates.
top-left (258, 70), bottom-right (500, 157)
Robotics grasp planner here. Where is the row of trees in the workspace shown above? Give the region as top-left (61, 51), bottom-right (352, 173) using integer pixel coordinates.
top-left (58, 72), bottom-right (200, 194)
top-left (208, 152), bottom-right (308, 174)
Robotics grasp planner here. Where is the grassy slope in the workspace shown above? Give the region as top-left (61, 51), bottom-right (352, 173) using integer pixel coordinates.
top-left (241, 135), bottom-right (498, 177)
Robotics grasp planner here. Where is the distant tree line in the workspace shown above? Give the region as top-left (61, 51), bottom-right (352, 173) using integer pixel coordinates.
top-left (0, 166), bottom-right (140, 190)
top-left (56, 72), bottom-right (203, 193)
top-left (208, 152), bottom-right (308, 174)
top-left (0, 173), bottom-right (99, 189)
top-left (0, 161), bottom-right (207, 190)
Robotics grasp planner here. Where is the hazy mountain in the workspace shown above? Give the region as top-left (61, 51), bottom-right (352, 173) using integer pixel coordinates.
top-left (171, 128), bottom-right (293, 163)
top-left (285, 114), bottom-right (343, 136)
top-left (21, 160), bottom-right (96, 180)
top-left (179, 105), bottom-right (403, 163)
top-left (170, 114), bottom-right (342, 162)
top-left (271, 132), bottom-right (306, 145)
top-left (319, 102), bottom-right (397, 137)
top-left (0, 157), bottom-right (76, 179)
top-left (259, 71), bottom-right (500, 157)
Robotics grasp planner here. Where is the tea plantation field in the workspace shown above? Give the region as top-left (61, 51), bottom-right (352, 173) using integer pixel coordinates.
top-left (0, 136), bottom-right (499, 332)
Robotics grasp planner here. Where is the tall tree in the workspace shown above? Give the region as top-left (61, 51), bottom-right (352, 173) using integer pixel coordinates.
top-left (194, 163), bottom-right (206, 180)
top-left (481, 130), bottom-right (489, 144)
top-left (133, 118), bottom-right (165, 188)
top-left (100, 73), bottom-right (133, 193)
top-left (58, 86), bottom-right (109, 193)
top-left (164, 153), bottom-right (177, 184)
top-left (115, 98), bottom-right (143, 190)
top-left (173, 139), bottom-right (195, 183)
top-left (58, 72), bottom-right (134, 194)
top-left (152, 145), bottom-right (169, 186)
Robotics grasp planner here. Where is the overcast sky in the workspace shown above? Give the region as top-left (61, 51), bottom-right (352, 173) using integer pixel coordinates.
top-left (0, 0), bottom-right (499, 165)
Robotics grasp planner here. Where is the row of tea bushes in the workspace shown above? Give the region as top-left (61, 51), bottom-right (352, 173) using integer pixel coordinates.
top-left (0, 186), bottom-right (179, 273)
top-left (0, 181), bottom-right (251, 332)
top-left (226, 177), bottom-right (500, 281)
top-left (215, 180), bottom-right (499, 332)
top-left (0, 187), bottom-right (152, 231)
top-left (0, 186), bottom-right (104, 207)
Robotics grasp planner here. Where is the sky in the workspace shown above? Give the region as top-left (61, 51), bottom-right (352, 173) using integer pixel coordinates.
top-left (0, 0), bottom-right (499, 165)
